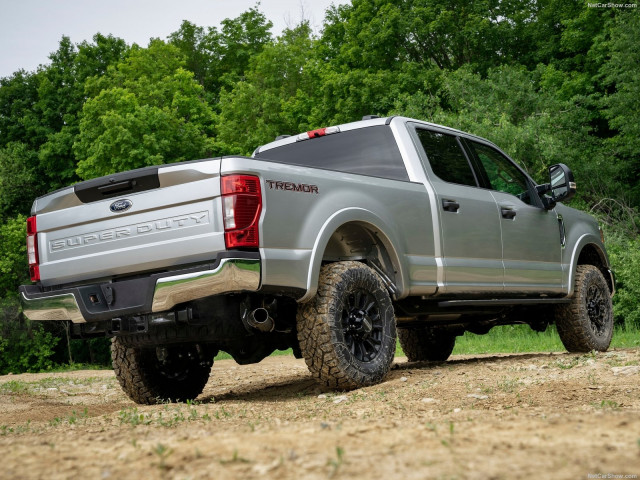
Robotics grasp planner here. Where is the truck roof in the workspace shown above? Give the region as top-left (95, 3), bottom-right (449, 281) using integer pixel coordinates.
top-left (253, 116), bottom-right (495, 157)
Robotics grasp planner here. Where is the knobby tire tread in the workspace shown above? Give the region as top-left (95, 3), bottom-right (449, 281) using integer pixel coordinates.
top-left (555, 264), bottom-right (613, 353)
top-left (297, 261), bottom-right (396, 390)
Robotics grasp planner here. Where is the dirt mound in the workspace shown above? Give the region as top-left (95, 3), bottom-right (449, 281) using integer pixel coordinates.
top-left (1, 350), bottom-right (639, 479)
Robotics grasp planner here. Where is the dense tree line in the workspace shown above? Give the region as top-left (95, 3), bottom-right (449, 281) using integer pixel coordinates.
top-left (0, 2), bottom-right (638, 372)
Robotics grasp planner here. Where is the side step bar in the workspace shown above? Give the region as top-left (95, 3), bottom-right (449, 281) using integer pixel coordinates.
top-left (438, 298), bottom-right (572, 308)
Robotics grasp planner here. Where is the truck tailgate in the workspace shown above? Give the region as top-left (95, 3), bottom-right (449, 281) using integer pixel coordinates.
top-left (34, 159), bottom-right (226, 287)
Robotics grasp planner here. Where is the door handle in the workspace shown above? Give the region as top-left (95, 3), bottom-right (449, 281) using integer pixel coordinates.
top-left (442, 199), bottom-right (460, 212)
top-left (501, 207), bottom-right (517, 219)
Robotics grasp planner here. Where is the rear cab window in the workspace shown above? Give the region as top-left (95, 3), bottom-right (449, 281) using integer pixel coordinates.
top-left (254, 126), bottom-right (409, 181)
top-left (415, 129), bottom-right (478, 187)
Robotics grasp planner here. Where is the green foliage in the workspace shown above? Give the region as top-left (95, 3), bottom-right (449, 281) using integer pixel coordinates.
top-left (168, 8), bottom-right (273, 96)
top-left (36, 35), bottom-right (130, 190)
top-left (607, 233), bottom-right (640, 328)
top-left (69, 337), bottom-right (112, 366)
top-left (598, 9), bottom-right (640, 205)
top-left (0, 315), bottom-right (59, 374)
top-left (0, 70), bottom-right (43, 149)
top-left (74, 41), bottom-right (216, 178)
top-left (0, 146), bottom-right (43, 219)
top-left (0, 216), bottom-right (28, 297)
top-left (216, 23), bottom-right (317, 154)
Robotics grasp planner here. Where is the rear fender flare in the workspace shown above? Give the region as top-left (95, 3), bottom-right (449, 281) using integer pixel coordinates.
top-left (299, 208), bottom-right (407, 303)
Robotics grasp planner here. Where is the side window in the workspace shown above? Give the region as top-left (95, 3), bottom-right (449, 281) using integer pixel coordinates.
top-left (467, 141), bottom-right (533, 205)
top-left (416, 129), bottom-right (477, 187)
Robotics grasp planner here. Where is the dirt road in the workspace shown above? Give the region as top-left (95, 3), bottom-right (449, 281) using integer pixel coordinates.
top-left (1, 349), bottom-right (639, 480)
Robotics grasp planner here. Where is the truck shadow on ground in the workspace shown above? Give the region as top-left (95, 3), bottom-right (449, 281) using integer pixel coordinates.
top-left (202, 351), bottom-right (573, 403)
top-left (395, 351), bottom-right (571, 371)
top-left (200, 377), bottom-right (320, 403)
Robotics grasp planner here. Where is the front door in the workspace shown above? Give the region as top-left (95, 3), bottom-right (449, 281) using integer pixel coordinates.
top-left (463, 140), bottom-right (564, 294)
top-left (413, 127), bottom-right (504, 294)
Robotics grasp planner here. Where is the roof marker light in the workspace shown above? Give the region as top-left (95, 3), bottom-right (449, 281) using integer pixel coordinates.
top-left (296, 126), bottom-right (340, 141)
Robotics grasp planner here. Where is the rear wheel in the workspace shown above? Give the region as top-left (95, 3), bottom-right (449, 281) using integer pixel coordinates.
top-left (297, 261), bottom-right (396, 390)
top-left (398, 327), bottom-right (456, 362)
top-left (555, 264), bottom-right (613, 352)
top-left (111, 338), bottom-right (213, 404)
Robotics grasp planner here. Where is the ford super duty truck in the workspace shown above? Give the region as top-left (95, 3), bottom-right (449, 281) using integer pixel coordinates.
top-left (19, 116), bottom-right (615, 404)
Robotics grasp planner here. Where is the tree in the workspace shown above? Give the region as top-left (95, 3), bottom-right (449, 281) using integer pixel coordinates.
top-left (0, 215), bottom-right (28, 299)
top-left (215, 23), bottom-right (314, 154)
top-left (36, 34), bottom-right (130, 190)
top-left (599, 9), bottom-right (640, 206)
top-left (74, 40), bottom-right (216, 178)
top-left (0, 143), bottom-right (44, 218)
top-left (0, 70), bottom-right (43, 149)
top-left (168, 7), bottom-right (273, 97)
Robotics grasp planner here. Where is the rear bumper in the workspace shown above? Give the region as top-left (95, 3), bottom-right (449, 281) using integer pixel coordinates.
top-left (20, 252), bottom-right (260, 323)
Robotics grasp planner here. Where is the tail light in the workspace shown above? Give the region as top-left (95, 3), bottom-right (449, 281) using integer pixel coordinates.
top-left (221, 175), bottom-right (262, 248)
top-left (26, 216), bottom-right (40, 282)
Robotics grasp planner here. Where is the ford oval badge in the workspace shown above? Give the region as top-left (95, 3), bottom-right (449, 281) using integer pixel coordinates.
top-left (110, 199), bottom-right (132, 213)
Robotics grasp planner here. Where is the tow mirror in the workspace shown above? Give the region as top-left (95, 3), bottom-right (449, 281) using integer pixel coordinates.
top-left (549, 163), bottom-right (576, 203)
top-left (536, 163), bottom-right (576, 209)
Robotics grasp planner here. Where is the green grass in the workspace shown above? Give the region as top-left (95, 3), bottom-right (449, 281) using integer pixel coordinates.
top-left (0, 376), bottom-right (113, 394)
top-left (451, 325), bottom-right (565, 355)
top-left (43, 363), bottom-right (112, 373)
top-left (449, 324), bottom-right (640, 356)
top-left (214, 348), bottom-right (293, 361)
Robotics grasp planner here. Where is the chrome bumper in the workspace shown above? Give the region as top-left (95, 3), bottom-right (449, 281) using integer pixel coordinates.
top-left (151, 258), bottom-right (260, 312)
top-left (21, 292), bottom-right (85, 323)
top-left (20, 257), bottom-right (261, 324)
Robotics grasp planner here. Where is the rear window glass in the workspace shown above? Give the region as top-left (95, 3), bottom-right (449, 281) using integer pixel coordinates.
top-left (255, 126), bottom-right (409, 181)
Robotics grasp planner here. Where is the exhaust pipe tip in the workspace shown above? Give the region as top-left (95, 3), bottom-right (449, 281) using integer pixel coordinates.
top-left (247, 308), bottom-right (275, 332)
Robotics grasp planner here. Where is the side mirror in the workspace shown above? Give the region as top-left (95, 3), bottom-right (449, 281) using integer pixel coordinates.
top-left (549, 163), bottom-right (576, 203)
top-left (536, 163), bottom-right (576, 209)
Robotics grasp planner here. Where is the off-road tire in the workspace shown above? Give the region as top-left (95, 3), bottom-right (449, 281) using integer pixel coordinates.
top-left (111, 338), bottom-right (212, 404)
top-left (555, 264), bottom-right (613, 352)
top-left (297, 261), bottom-right (396, 390)
top-left (398, 327), bottom-right (456, 362)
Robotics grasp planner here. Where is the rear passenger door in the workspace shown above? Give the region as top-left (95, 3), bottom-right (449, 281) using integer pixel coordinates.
top-left (462, 139), bottom-right (564, 294)
top-left (413, 127), bottom-right (504, 294)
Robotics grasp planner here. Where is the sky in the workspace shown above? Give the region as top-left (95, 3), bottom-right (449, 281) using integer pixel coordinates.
top-left (0, 0), bottom-right (349, 78)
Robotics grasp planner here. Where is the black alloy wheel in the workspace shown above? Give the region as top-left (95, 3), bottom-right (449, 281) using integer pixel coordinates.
top-left (341, 290), bottom-right (384, 363)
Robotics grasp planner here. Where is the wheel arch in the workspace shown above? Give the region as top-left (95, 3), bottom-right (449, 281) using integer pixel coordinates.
top-left (299, 209), bottom-right (407, 303)
top-left (568, 235), bottom-right (614, 296)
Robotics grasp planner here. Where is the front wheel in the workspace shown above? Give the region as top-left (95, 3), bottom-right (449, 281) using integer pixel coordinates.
top-left (555, 264), bottom-right (613, 352)
top-left (111, 338), bottom-right (213, 404)
top-left (297, 261), bottom-right (397, 390)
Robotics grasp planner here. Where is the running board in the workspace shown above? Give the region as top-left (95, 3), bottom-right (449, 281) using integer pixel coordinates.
top-left (438, 298), bottom-right (571, 308)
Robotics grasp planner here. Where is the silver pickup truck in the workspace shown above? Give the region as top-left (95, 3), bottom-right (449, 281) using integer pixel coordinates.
top-left (19, 116), bottom-right (615, 404)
